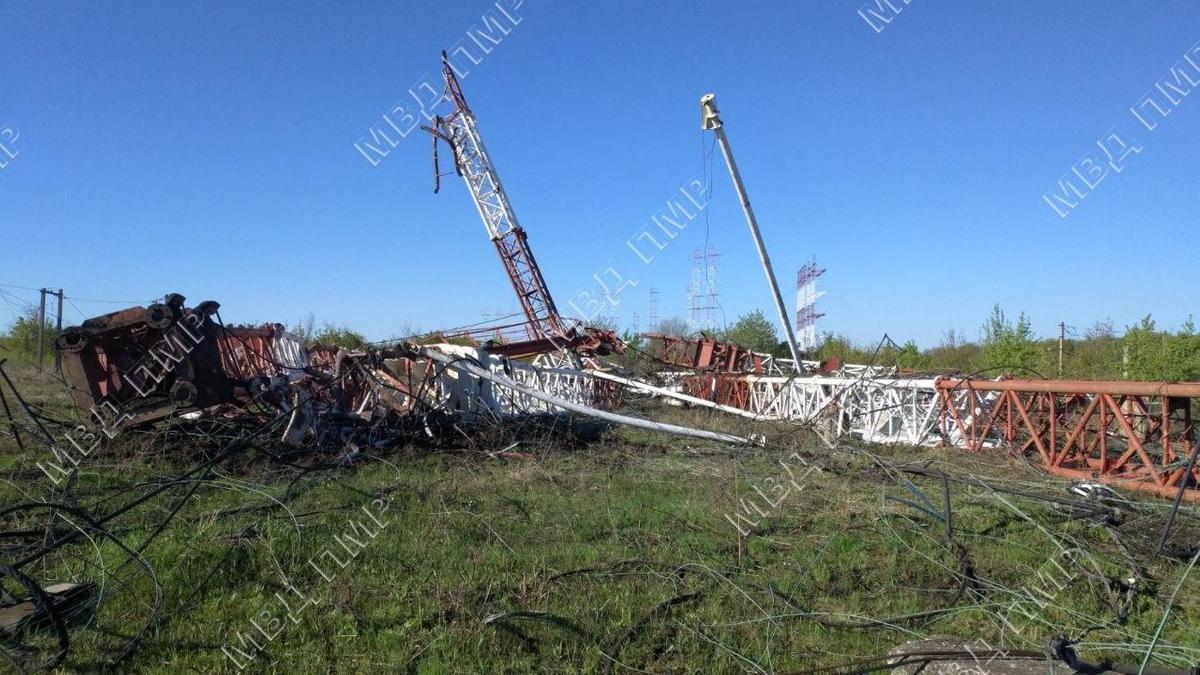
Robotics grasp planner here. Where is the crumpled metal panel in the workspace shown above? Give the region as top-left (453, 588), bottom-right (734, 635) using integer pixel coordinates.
top-left (57, 295), bottom-right (312, 434)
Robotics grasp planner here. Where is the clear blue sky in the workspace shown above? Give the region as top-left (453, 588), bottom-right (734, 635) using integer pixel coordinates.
top-left (2, 0), bottom-right (1198, 347)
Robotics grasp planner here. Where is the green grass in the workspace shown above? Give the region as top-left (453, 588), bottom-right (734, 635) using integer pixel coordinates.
top-left (1, 366), bottom-right (1198, 673)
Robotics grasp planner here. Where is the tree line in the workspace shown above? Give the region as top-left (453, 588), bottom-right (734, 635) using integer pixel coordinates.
top-left (644, 305), bottom-right (1200, 381)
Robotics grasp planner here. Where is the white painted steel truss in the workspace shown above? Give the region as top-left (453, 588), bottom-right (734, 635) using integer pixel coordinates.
top-left (399, 345), bottom-right (596, 418)
top-left (356, 346), bottom-right (1009, 453)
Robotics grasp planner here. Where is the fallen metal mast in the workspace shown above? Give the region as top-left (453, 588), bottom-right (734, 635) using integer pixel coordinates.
top-left (427, 51), bottom-right (566, 343)
top-left (700, 93), bottom-right (804, 370)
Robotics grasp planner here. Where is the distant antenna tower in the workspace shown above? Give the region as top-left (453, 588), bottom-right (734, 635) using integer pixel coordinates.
top-left (795, 260), bottom-right (826, 352)
top-left (631, 312), bottom-right (640, 335)
top-left (688, 247), bottom-right (720, 331)
top-left (648, 287), bottom-right (660, 332)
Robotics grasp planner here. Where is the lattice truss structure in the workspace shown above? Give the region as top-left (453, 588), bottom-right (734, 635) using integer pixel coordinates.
top-left (430, 54), bottom-right (564, 343)
top-left (687, 247), bottom-right (720, 331)
top-left (795, 261), bottom-right (825, 352)
top-left (426, 345), bottom-right (599, 414)
top-left (674, 372), bottom-right (1200, 502)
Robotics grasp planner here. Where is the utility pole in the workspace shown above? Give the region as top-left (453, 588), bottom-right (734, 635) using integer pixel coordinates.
top-left (1058, 321), bottom-right (1065, 378)
top-left (34, 288), bottom-right (64, 370)
top-left (54, 289), bottom-right (63, 370)
top-left (36, 289), bottom-right (46, 368)
top-left (700, 93), bottom-right (803, 370)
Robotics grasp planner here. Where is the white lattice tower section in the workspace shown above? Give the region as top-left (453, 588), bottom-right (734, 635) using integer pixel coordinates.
top-left (687, 247), bottom-right (720, 331)
top-left (433, 52), bottom-right (566, 343)
top-left (795, 260), bottom-right (826, 352)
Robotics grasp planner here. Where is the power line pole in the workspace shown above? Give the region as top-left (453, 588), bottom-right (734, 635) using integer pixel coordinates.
top-left (36, 288), bottom-right (46, 368)
top-left (33, 288), bottom-right (65, 370)
top-left (700, 93), bottom-right (803, 370)
top-left (1058, 321), bottom-right (1065, 378)
top-left (54, 289), bottom-right (64, 370)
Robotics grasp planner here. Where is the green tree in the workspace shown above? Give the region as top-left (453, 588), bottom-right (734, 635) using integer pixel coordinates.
top-left (925, 328), bottom-right (980, 372)
top-left (1068, 319), bottom-right (1121, 379)
top-left (290, 313), bottom-right (317, 344)
top-left (1123, 315), bottom-right (1200, 381)
top-left (1179, 316), bottom-right (1200, 381)
top-left (895, 339), bottom-right (930, 370)
top-left (721, 310), bottom-right (779, 354)
top-left (587, 314), bottom-right (619, 333)
top-left (312, 323), bottom-right (367, 350)
top-left (980, 304), bottom-right (1037, 375)
top-left (1122, 315), bottom-right (1164, 380)
top-left (1, 307), bottom-right (57, 362)
top-left (814, 334), bottom-right (874, 365)
top-left (615, 330), bottom-right (646, 370)
top-left (655, 316), bottom-right (691, 337)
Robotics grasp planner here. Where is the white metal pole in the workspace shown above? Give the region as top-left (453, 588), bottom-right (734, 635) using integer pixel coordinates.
top-left (700, 94), bottom-right (804, 371)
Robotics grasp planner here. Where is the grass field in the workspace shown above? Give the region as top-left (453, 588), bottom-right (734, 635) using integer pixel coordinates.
top-left (1, 364), bottom-right (1199, 673)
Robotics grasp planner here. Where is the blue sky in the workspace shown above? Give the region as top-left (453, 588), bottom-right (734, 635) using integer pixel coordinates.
top-left (1, 0), bottom-right (1198, 348)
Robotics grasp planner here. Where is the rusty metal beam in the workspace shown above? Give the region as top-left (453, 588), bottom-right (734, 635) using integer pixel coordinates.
top-left (937, 378), bottom-right (1200, 398)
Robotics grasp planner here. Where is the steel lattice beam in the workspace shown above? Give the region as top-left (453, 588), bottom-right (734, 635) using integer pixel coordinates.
top-left (673, 370), bottom-right (1200, 502)
top-left (430, 53), bottom-right (565, 343)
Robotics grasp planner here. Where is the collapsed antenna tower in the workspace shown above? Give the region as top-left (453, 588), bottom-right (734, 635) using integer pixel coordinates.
top-left (422, 50), bottom-right (620, 358)
top-left (795, 260), bottom-right (826, 352)
top-left (424, 51), bottom-right (565, 342)
top-left (687, 247), bottom-right (720, 331)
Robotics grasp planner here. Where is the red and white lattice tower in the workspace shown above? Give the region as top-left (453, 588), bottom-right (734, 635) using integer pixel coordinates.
top-left (688, 247), bottom-right (720, 331)
top-left (795, 260), bottom-right (826, 352)
top-left (428, 51), bottom-right (566, 342)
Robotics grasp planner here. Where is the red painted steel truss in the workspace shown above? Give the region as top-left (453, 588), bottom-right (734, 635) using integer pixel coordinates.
top-left (432, 320), bottom-right (623, 359)
top-left (646, 334), bottom-right (767, 373)
top-left (938, 379), bottom-right (1199, 500)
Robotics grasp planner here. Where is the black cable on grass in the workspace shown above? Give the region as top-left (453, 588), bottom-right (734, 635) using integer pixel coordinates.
top-left (4, 352), bottom-right (364, 568)
top-left (782, 648), bottom-right (1049, 675)
top-left (0, 502), bottom-right (162, 670)
top-left (0, 343), bottom-right (432, 668)
top-left (716, 442), bottom-right (1163, 661)
top-left (0, 365), bottom-right (25, 451)
top-left (1157, 438), bottom-right (1200, 555)
top-left (0, 360), bottom-right (60, 448)
top-left (0, 563), bottom-right (70, 672)
top-left (599, 589), bottom-right (706, 675)
top-left (0, 351), bottom-right (405, 667)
